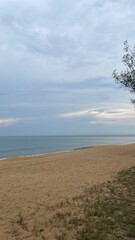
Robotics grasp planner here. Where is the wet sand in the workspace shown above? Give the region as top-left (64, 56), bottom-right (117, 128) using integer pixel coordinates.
top-left (0, 144), bottom-right (135, 239)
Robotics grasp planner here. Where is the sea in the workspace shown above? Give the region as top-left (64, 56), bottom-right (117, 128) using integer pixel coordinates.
top-left (0, 135), bottom-right (135, 160)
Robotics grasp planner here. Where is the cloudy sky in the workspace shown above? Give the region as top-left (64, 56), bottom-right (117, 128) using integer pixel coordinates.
top-left (0, 0), bottom-right (135, 136)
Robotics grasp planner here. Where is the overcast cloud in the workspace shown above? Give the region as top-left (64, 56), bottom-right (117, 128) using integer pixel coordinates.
top-left (0, 0), bottom-right (135, 135)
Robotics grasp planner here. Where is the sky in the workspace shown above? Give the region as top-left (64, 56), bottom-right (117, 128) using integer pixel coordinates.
top-left (0, 0), bottom-right (135, 136)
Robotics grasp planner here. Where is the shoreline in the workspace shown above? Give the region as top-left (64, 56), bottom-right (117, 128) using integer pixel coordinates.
top-left (1, 135), bottom-right (135, 161)
top-left (0, 149), bottom-right (75, 161)
top-left (0, 142), bottom-right (131, 161)
top-left (0, 145), bottom-right (95, 161)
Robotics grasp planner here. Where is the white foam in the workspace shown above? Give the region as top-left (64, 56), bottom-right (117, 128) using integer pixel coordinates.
top-left (0, 157), bottom-right (8, 161)
top-left (0, 150), bottom-right (73, 161)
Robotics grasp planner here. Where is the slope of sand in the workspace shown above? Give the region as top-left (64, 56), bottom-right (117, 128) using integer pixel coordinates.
top-left (0, 144), bottom-right (135, 239)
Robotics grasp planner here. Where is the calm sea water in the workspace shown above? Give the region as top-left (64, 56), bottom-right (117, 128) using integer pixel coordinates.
top-left (0, 135), bottom-right (135, 159)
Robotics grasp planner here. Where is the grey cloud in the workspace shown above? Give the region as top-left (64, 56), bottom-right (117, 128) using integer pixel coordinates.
top-left (0, 0), bottom-right (135, 135)
top-left (47, 77), bottom-right (116, 90)
top-left (1, 14), bottom-right (15, 26)
top-left (2, 0), bottom-right (132, 60)
top-left (0, 0), bottom-right (134, 78)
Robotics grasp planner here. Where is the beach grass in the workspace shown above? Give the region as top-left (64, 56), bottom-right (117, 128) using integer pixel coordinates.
top-left (12, 166), bottom-right (135, 240)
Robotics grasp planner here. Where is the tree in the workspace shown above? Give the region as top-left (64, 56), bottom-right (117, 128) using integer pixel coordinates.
top-left (113, 41), bottom-right (135, 104)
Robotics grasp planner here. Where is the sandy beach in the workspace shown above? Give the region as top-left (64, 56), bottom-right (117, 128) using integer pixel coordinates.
top-left (0, 144), bottom-right (135, 239)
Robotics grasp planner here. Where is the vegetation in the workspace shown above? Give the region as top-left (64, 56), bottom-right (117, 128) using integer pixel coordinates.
top-left (12, 167), bottom-right (135, 240)
top-left (113, 41), bottom-right (135, 104)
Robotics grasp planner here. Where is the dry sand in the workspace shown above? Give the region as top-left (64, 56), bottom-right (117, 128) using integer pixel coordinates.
top-left (0, 144), bottom-right (135, 239)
